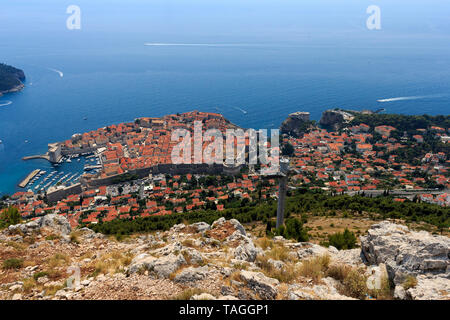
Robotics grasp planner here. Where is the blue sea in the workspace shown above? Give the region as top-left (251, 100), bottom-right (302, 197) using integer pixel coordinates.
top-left (1, 0), bottom-right (450, 195)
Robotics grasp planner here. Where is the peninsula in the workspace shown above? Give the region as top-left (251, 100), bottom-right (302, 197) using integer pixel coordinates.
top-left (0, 63), bottom-right (25, 96)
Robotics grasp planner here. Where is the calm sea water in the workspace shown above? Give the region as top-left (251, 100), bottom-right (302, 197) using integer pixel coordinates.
top-left (0, 0), bottom-right (449, 195)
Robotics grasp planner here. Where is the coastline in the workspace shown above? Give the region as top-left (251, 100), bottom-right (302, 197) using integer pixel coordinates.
top-left (0, 83), bottom-right (24, 97)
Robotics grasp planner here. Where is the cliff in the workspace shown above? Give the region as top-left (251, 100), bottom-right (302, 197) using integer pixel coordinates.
top-left (319, 109), bottom-right (354, 131)
top-left (0, 63), bottom-right (25, 96)
top-left (280, 111), bottom-right (313, 138)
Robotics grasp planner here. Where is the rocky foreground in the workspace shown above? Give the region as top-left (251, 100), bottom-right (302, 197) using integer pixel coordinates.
top-left (0, 215), bottom-right (448, 300)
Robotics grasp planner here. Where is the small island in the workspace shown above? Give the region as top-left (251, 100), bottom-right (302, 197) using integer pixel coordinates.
top-left (0, 63), bottom-right (25, 96)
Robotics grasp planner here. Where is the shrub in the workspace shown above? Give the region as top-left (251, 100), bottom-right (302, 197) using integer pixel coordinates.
top-left (33, 271), bottom-right (49, 280)
top-left (2, 258), bottom-right (24, 269)
top-left (402, 275), bottom-right (418, 290)
top-left (45, 234), bottom-right (61, 241)
top-left (299, 255), bottom-right (330, 283)
top-left (0, 207), bottom-right (21, 229)
top-left (326, 264), bottom-right (352, 281)
top-left (341, 268), bottom-right (368, 299)
top-left (273, 218), bottom-right (309, 242)
top-left (327, 229), bottom-right (357, 250)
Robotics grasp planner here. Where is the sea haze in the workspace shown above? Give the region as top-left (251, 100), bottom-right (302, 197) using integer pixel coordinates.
top-left (0, 0), bottom-right (449, 195)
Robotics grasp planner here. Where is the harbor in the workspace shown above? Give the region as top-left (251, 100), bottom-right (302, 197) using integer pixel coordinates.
top-left (15, 151), bottom-right (103, 194)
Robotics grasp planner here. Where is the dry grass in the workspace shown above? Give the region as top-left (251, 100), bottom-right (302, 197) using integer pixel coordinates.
top-left (171, 288), bottom-right (204, 300)
top-left (326, 264), bottom-right (352, 281)
top-left (255, 237), bottom-right (274, 251)
top-left (298, 255), bottom-right (330, 283)
top-left (69, 231), bottom-right (81, 244)
top-left (90, 250), bottom-right (133, 276)
top-left (22, 277), bottom-right (37, 294)
top-left (181, 239), bottom-right (196, 248)
top-left (256, 255), bottom-right (301, 284)
top-left (402, 275), bottom-right (418, 290)
top-left (265, 245), bottom-right (293, 263)
top-left (6, 241), bottom-right (26, 251)
top-left (340, 268), bottom-right (368, 299)
top-left (47, 253), bottom-right (70, 269)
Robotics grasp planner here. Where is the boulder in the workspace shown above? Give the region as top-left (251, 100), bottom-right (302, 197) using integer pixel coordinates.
top-left (360, 221), bottom-right (449, 285)
top-left (152, 242), bottom-right (183, 256)
top-left (128, 253), bottom-right (157, 274)
top-left (406, 275), bottom-right (450, 300)
top-left (267, 259), bottom-right (285, 270)
top-left (151, 254), bottom-right (186, 278)
top-left (210, 218), bottom-right (246, 241)
top-left (288, 277), bottom-right (356, 300)
top-left (7, 214), bottom-right (71, 236)
top-left (181, 248), bottom-right (204, 265)
top-left (128, 253), bottom-right (186, 278)
top-left (190, 293), bottom-right (216, 300)
top-left (234, 237), bottom-right (258, 262)
top-left (240, 271), bottom-right (279, 300)
top-left (174, 266), bottom-right (209, 283)
top-left (191, 222), bottom-right (211, 233)
top-left (290, 242), bottom-right (332, 260)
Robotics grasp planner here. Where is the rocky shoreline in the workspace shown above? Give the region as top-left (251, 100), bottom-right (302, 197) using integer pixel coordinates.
top-left (0, 83), bottom-right (24, 97)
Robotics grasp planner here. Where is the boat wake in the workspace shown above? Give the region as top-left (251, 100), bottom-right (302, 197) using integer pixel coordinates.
top-left (48, 68), bottom-right (64, 78)
top-left (232, 106), bottom-right (248, 114)
top-left (377, 94), bottom-right (446, 103)
top-left (144, 43), bottom-right (254, 47)
top-left (0, 100), bottom-right (12, 107)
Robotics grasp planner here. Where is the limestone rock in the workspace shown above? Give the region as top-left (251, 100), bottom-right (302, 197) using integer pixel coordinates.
top-left (234, 237), bottom-right (258, 262)
top-left (129, 252), bottom-right (186, 278)
top-left (240, 271), bottom-right (279, 299)
top-left (191, 222), bottom-right (211, 233)
top-left (406, 275), bottom-right (450, 300)
top-left (190, 293), bottom-right (216, 300)
top-left (360, 221), bottom-right (449, 285)
top-left (38, 214), bottom-right (72, 235)
top-left (174, 266), bottom-right (209, 283)
top-left (288, 277), bottom-right (356, 300)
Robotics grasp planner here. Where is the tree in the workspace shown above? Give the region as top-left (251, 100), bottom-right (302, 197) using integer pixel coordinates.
top-left (0, 207), bottom-right (21, 229)
top-left (281, 142), bottom-right (295, 156)
top-left (327, 228), bottom-right (357, 250)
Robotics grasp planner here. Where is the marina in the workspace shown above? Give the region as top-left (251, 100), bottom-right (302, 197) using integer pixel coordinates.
top-left (19, 152), bottom-right (102, 193)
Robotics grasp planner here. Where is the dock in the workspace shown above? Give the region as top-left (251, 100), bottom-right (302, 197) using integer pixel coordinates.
top-left (18, 169), bottom-right (41, 188)
top-left (22, 154), bottom-right (50, 161)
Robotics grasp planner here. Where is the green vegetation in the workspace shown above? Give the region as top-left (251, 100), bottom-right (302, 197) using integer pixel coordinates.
top-left (269, 218), bottom-right (309, 242)
top-left (349, 113), bottom-right (450, 132)
top-left (0, 207), bottom-right (21, 229)
top-left (2, 258), bottom-right (24, 270)
top-left (33, 271), bottom-right (49, 280)
top-left (323, 229), bottom-right (357, 250)
top-left (0, 63), bottom-right (25, 92)
top-left (349, 113), bottom-right (450, 158)
top-left (111, 173), bottom-right (140, 184)
top-left (402, 275), bottom-right (418, 290)
top-left (88, 189), bottom-right (448, 238)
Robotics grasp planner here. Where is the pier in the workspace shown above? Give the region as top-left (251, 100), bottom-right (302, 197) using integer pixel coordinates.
top-left (18, 169), bottom-right (41, 188)
top-left (22, 154), bottom-right (50, 161)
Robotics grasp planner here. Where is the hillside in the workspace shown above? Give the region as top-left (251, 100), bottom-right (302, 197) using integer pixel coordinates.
top-left (0, 63), bottom-right (25, 95)
top-left (0, 215), bottom-right (448, 300)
